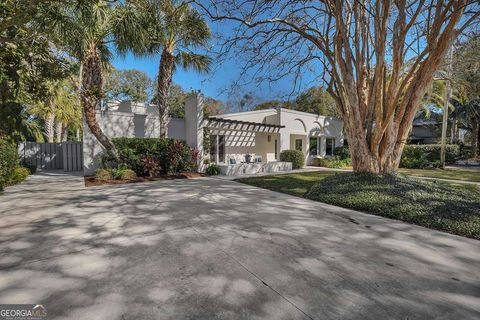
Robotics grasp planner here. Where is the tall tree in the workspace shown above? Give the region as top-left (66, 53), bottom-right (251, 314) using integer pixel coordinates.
top-left (197, 0), bottom-right (479, 173)
top-left (48, 0), bottom-right (151, 158)
top-left (104, 68), bottom-right (153, 102)
top-left (127, 0), bottom-right (212, 138)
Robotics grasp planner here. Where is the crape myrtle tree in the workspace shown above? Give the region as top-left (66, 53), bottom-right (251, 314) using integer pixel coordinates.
top-left (195, 0), bottom-right (480, 173)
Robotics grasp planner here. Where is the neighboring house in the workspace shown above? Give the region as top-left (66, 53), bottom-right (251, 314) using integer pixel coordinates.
top-left (83, 94), bottom-right (344, 175)
top-left (409, 116), bottom-right (440, 144)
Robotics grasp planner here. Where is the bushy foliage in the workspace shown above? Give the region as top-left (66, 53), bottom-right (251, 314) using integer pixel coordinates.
top-left (95, 169), bottom-right (112, 181)
top-left (205, 164), bottom-right (221, 176)
top-left (142, 157), bottom-right (160, 177)
top-left (21, 162), bottom-right (37, 174)
top-left (334, 145), bottom-right (350, 160)
top-left (104, 138), bottom-right (197, 176)
top-left (120, 169), bottom-right (137, 180)
top-left (400, 144), bottom-right (460, 168)
top-left (305, 172), bottom-right (480, 239)
top-left (6, 167), bottom-right (30, 186)
top-left (314, 158), bottom-right (351, 168)
top-left (0, 139), bottom-right (19, 191)
top-left (280, 150), bottom-right (305, 169)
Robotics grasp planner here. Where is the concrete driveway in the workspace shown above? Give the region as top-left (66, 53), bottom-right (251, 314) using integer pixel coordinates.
top-left (0, 171), bottom-right (479, 319)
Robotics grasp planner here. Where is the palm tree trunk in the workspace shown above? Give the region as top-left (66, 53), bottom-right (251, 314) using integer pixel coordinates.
top-left (81, 44), bottom-right (118, 159)
top-left (157, 48), bottom-right (175, 138)
top-left (55, 120), bottom-right (63, 143)
top-left (61, 123), bottom-right (68, 142)
top-left (45, 113), bottom-right (55, 143)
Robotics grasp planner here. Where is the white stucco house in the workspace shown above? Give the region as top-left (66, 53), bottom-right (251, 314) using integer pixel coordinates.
top-left (83, 94), bottom-right (344, 175)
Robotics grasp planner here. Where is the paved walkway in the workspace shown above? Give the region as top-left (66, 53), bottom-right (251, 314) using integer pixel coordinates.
top-left (0, 172), bottom-right (479, 319)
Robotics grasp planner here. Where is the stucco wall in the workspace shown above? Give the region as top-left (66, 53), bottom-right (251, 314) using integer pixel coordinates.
top-left (83, 110), bottom-right (186, 175)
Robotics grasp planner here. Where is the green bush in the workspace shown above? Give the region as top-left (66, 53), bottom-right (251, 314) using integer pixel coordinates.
top-left (95, 169), bottom-right (112, 181)
top-left (120, 169), bottom-right (137, 180)
top-left (334, 145), bottom-right (350, 160)
top-left (0, 139), bottom-right (18, 191)
top-left (21, 162), bottom-right (37, 174)
top-left (109, 167), bottom-right (125, 180)
top-left (315, 158), bottom-right (351, 168)
top-left (280, 150), bottom-right (305, 169)
top-left (6, 166), bottom-right (30, 186)
top-left (205, 164), bottom-right (221, 176)
top-left (400, 144), bottom-right (460, 168)
top-left (103, 138), bottom-right (196, 176)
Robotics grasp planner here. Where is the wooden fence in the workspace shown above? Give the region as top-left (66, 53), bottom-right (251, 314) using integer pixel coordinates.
top-left (18, 142), bottom-right (83, 172)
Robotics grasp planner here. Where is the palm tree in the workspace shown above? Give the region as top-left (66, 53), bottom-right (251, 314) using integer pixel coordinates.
top-left (47, 0), bottom-right (151, 158)
top-left (126, 0), bottom-right (211, 138)
top-left (53, 79), bottom-right (81, 142)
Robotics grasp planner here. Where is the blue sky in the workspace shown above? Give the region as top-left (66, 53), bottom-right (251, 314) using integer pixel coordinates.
top-left (111, 52), bottom-right (309, 103)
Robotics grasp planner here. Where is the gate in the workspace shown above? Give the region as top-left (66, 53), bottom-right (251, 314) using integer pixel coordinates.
top-left (18, 142), bottom-right (83, 172)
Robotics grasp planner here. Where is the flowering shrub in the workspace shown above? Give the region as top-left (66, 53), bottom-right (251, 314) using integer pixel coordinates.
top-left (103, 138), bottom-right (198, 176)
top-left (142, 157), bottom-right (160, 177)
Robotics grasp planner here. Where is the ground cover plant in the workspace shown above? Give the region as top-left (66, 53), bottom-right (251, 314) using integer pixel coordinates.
top-left (236, 171), bottom-right (480, 239)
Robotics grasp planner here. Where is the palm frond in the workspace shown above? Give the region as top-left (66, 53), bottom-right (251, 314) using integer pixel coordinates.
top-left (175, 51), bottom-right (211, 73)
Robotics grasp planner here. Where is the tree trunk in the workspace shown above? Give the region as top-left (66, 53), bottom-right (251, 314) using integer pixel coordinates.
top-left (473, 118), bottom-right (479, 158)
top-left (157, 48), bottom-right (175, 138)
top-left (45, 113), bottom-right (55, 143)
top-left (61, 123), bottom-right (68, 142)
top-left (76, 128), bottom-right (80, 142)
top-left (81, 44), bottom-right (118, 160)
top-left (55, 120), bottom-right (62, 143)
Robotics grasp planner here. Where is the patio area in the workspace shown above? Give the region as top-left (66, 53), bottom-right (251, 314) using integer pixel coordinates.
top-left (1, 172), bottom-right (479, 319)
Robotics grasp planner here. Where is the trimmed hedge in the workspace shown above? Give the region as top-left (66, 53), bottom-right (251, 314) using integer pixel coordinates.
top-left (104, 138), bottom-right (197, 176)
top-left (0, 139), bottom-right (18, 191)
top-left (314, 158), bottom-right (351, 168)
top-left (280, 150), bottom-right (305, 169)
top-left (400, 144), bottom-right (460, 168)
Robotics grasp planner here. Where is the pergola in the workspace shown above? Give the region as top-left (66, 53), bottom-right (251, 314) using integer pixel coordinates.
top-left (206, 117), bottom-right (285, 133)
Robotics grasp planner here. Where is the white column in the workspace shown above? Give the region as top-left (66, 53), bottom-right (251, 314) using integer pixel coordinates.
top-left (185, 93), bottom-right (205, 171)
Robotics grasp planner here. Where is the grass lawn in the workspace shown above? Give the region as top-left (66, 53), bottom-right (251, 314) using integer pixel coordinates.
top-left (235, 171), bottom-right (480, 239)
top-left (398, 167), bottom-right (480, 183)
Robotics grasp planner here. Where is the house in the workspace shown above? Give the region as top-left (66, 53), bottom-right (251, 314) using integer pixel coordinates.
top-left (83, 94), bottom-right (344, 175)
top-left (409, 115), bottom-right (441, 144)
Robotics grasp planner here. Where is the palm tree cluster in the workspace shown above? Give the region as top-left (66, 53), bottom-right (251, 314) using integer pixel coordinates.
top-left (2, 0), bottom-right (211, 159)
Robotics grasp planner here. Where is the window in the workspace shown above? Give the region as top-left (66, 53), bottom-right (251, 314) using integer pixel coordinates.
top-left (309, 137), bottom-right (318, 156)
top-left (218, 135), bottom-right (225, 163)
top-left (274, 139), bottom-right (278, 160)
top-left (326, 137), bottom-right (335, 156)
top-left (295, 139), bottom-right (303, 151)
top-left (209, 135), bottom-right (225, 163)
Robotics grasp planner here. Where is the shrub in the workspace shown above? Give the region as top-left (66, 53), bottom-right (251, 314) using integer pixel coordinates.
top-left (334, 145), bottom-right (350, 160)
top-left (0, 139), bottom-right (18, 191)
top-left (400, 144), bottom-right (460, 168)
top-left (95, 169), bottom-right (112, 181)
top-left (280, 150), bottom-right (305, 169)
top-left (315, 158), bottom-right (351, 168)
top-left (105, 138), bottom-right (196, 176)
top-left (109, 167), bottom-right (125, 180)
top-left (21, 162), bottom-right (37, 174)
top-left (120, 169), bottom-right (137, 180)
top-left (6, 166), bottom-right (30, 186)
top-left (205, 164), bottom-right (221, 176)
top-left (142, 157), bottom-right (160, 177)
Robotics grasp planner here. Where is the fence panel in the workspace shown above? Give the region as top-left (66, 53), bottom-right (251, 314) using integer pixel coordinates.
top-left (62, 142), bottom-right (83, 172)
top-left (18, 142), bottom-right (83, 172)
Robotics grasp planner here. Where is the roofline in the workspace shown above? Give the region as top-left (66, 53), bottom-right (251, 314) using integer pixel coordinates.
top-left (279, 108), bottom-right (342, 121)
top-left (216, 109), bottom-right (277, 118)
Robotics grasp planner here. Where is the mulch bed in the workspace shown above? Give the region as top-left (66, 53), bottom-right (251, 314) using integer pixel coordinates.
top-left (84, 172), bottom-right (205, 187)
